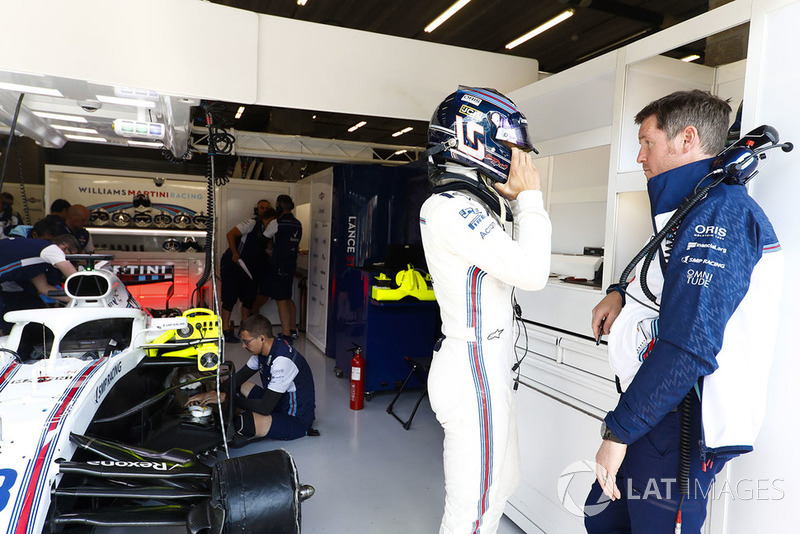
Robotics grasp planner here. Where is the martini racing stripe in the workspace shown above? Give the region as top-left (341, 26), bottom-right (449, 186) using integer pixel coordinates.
top-left (0, 361), bottom-right (20, 394)
top-left (465, 88), bottom-right (518, 115)
top-left (9, 358), bottom-right (106, 534)
top-left (465, 266), bottom-right (493, 533)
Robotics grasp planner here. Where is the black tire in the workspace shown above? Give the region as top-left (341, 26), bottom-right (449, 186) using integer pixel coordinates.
top-left (211, 450), bottom-right (303, 533)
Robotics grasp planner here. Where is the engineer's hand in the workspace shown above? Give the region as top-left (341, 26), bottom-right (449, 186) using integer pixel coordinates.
top-left (595, 439), bottom-right (627, 500)
top-left (185, 391), bottom-right (227, 407)
top-left (592, 292), bottom-right (622, 341)
top-left (494, 146), bottom-right (540, 201)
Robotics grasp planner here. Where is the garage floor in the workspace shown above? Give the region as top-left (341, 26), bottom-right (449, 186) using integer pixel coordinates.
top-left (97, 333), bottom-right (525, 534)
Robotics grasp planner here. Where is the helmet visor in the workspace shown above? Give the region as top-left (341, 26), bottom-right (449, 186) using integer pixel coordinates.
top-left (491, 112), bottom-right (535, 152)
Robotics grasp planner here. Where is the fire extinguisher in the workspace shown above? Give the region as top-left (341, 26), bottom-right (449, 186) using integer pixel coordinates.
top-left (349, 344), bottom-right (365, 410)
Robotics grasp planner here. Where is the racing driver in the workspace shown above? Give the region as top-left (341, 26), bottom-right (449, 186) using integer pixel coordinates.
top-left (420, 86), bottom-right (551, 533)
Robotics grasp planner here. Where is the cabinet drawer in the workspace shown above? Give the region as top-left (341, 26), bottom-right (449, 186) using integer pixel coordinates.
top-left (517, 322), bottom-right (559, 360)
top-left (559, 337), bottom-right (613, 380)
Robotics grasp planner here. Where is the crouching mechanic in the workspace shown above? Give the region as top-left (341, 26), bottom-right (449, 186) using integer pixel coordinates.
top-left (586, 90), bottom-right (784, 533)
top-left (420, 86), bottom-right (551, 533)
top-left (186, 314), bottom-right (316, 441)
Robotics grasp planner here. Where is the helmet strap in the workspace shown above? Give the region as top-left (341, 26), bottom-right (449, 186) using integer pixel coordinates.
top-left (486, 177), bottom-right (507, 224)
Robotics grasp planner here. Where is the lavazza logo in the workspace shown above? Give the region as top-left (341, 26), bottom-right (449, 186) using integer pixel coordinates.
top-left (557, 460), bottom-right (785, 518)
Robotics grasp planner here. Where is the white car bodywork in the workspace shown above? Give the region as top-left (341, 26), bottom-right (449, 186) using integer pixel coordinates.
top-left (0, 269), bottom-right (181, 534)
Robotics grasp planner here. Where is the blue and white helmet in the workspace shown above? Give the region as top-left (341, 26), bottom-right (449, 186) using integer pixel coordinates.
top-left (428, 86), bottom-right (536, 184)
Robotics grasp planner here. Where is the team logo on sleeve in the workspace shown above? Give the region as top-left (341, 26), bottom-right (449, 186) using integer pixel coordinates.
top-left (687, 242), bottom-right (727, 254)
top-left (693, 225), bottom-right (727, 239)
top-left (686, 269), bottom-right (713, 287)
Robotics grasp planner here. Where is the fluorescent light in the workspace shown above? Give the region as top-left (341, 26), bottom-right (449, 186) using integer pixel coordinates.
top-left (505, 9), bottom-right (574, 49)
top-left (33, 111), bottom-right (87, 123)
top-left (235, 106), bottom-right (245, 119)
top-left (425, 0), bottom-right (471, 33)
top-left (96, 94), bottom-right (156, 108)
top-left (681, 54), bottom-right (701, 63)
top-left (51, 124), bottom-right (98, 134)
top-left (394, 149), bottom-right (408, 155)
top-left (0, 81), bottom-right (63, 97)
top-left (347, 120), bottom-right (367, 133)
top-left (64, 134), bottom-right (107, 143)
top-left (297, 0), bottom-right (308, 5)
top-left (128, 140), bottom-right (164, 148)
top-left (392, 126), bottom-right (414, 138)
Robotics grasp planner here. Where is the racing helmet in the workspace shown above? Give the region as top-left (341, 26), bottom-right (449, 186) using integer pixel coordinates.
top-left (428, 86), bottom-right (536, 185)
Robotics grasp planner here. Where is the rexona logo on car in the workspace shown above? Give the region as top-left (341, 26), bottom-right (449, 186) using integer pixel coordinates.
top-left (86, 460), bottom-right (174, 471)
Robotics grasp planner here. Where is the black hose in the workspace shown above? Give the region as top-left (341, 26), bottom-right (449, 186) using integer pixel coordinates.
top-left (0, 93), bottom-right (24, 195)
top-left (678, 392), bottom-right (693, 496)
top-left (619, 173), bottom-right (725, 304)
top-left (192, 112), bottom-right (216, 307)
top-left (16, 147), bottom-right (30, 224)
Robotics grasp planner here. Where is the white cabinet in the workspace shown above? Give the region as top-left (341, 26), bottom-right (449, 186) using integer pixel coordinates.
top-left (507, 322), bottom-right (616, 533)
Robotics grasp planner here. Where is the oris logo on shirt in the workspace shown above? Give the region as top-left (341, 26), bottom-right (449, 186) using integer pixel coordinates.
top-left (694, 225), bottom-right (727, 239)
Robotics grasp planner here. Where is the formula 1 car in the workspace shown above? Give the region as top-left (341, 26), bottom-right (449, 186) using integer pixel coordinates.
top-left (0, 264), bottom-right (313, 533)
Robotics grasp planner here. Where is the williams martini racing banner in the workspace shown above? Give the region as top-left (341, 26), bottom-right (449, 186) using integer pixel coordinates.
top-left (49, 173), bottom-right (208, 225)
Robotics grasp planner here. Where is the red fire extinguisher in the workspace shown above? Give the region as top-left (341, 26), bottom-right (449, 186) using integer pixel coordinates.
top-left (349, 344), bottom-right (365, 410)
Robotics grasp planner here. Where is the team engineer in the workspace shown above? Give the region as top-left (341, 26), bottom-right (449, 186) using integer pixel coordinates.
top-left (586, 90), bottom-right (784, 533)
top-left (219, 200), bottom-right (276, 343)
top-left (186, 314), bottom-right (316, 442)
top-left (420, 86), bottom-right (551, 534)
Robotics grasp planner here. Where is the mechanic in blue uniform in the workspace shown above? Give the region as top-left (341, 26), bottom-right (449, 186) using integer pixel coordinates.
top-left (51, 204), bottom-right (94, 253)
top-left (420, 86), bottom-right (552, 534)
top-left (0, 233), bottom-right (79, 332)
top-left (219, 200), bottom-right (276, 343)
top-left (0, 192), bottom-right (22, 236)
top-left (186, 314), bottom-right (316, 441)
top-left (264, 194), bottom-right (302, 340)
top-left (586, 90), bottom-right (784, 533)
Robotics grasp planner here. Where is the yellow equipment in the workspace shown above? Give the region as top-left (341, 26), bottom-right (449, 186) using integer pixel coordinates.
top-left (371, 265), bottom-right (436, 302)
top-left (146, 308), bottom-right (221, 370)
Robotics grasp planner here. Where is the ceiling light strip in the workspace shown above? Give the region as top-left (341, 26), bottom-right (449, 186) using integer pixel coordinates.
top-left (425, 0), bottom-right (471, 33)
top-left (0, 81), bottom-right (63, 97)
top-left (347, 121), bottom-right (367, 133)
top-left (33, 111), bottom-right (88, 123)
top-left (505, 9), bottom-right (575, 50)
top-left (51, 124), bottom-right (99, 134)
top-left (128, 140), bottom-right (164, 148)
top-left (392, 126), bottom-right (414, 138)
top-left (681, 54), bottom-right (701, 63)
top-left (96, 95), bottom-right (156, 109)
top-left (235, 106), bottom-right (246, 119)
top-left (64, 134), bottom-right (107, 143)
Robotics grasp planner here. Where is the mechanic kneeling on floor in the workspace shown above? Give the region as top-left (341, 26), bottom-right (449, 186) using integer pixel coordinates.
top-left (186, 314), bottom-right (316, 442)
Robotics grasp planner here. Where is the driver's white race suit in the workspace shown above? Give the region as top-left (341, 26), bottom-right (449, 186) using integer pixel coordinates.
top-left (420, 184), bottom-right (551, 533)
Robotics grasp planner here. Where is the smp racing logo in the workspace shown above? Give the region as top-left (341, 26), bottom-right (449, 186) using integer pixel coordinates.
top-left (95, 361), bottom-right (123, 403)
